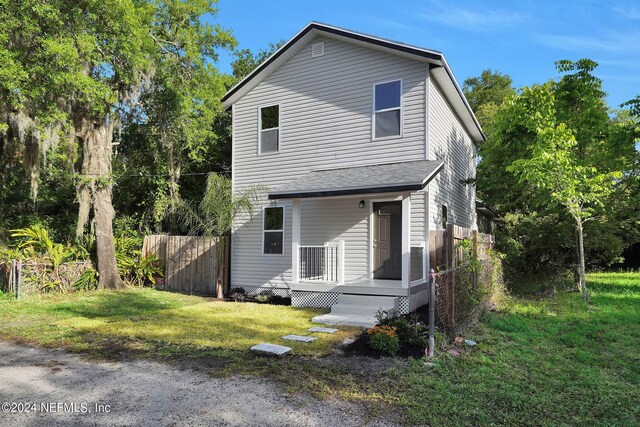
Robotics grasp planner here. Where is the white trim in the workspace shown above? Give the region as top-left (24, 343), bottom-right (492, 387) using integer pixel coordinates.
top-left (425, 65), bottom-right (430, 160)
top-left (372, 79), bottom-right (403, 141)
top-left (368, 196), bottom-right (403, 280)
top-left (257, 103), bottom-right (281, 155)
top-left (424, 190), bottom-right (430, 284)
top-left (337, 240), bottom-right (346, 285)
top-left (291, 199), bottom-right (300, 282)
top-left (262, 205), bottom-right (285, 256)
top-left (401, 193), bottom-right (411, 288)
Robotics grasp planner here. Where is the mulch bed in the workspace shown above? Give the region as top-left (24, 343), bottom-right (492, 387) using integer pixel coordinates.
top-left (343, 305), bottom-right (431, 359)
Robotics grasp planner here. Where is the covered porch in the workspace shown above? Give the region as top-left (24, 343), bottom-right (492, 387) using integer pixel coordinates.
top-left (268, 160), bottom-right (443, 311)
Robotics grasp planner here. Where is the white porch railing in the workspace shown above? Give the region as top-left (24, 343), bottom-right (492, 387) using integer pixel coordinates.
top-left (295, 240), bottom-right (345, 284)
top-left (410, 241), bottom-right (426, 283)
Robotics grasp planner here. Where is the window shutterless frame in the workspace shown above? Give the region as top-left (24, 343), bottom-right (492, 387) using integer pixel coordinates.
top-left (262, 206), bottom-right (285, 255)
top-left (372, 79), bottom-right (403, 141)
top-left (257, 103), bottom-right (281, 155)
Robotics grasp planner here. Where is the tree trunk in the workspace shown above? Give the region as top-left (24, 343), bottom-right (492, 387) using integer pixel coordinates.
top-left (575, 218), bottom-right (589, 303)
top-left (77, 118), bottom-right (125, 290)
top-left (215, 239), bottom-right (227, 298)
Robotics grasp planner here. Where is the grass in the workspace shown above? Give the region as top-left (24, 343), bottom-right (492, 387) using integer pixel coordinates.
top-left (0, 288), bottom-right (356, 358)
top-left (393, 272), bottom-right (640, 426)
top-left (0, 273), bottom-right (638, 426)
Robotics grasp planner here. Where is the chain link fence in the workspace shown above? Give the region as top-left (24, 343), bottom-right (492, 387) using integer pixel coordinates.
top-left (0, 260), bottom-right (91, 299)
top-left (431, 255), bottom-right (504, 338)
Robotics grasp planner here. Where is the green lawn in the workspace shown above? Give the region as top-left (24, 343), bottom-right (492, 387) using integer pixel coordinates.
top-left (0, 289), bottom-right (356, 357)
top-left (394, 272), bottom-right (640, 426)
top-left (0, 273), bottom-right (638, 426)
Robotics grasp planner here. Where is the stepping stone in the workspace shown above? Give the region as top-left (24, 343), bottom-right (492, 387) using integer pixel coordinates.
top-left (281, 335), bottom-right (317, 343)
top-left (250, 343), bottom-right (291, 356)
top-left (307, 327), bottom-right (339, 334)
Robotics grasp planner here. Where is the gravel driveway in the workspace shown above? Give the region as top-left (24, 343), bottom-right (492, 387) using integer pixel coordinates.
top-left (0, 342), bottom-right (399, 426)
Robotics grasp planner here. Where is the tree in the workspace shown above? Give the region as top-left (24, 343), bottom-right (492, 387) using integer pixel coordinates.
top-left (473, 61), bottom-right (639, 281)
top-left (463, 70), bottom-right (515, 133)
top-left (501, 84), bottom-right (621, 301)
top-left (231, 41), bottom-right (285, 81)
top-left (0, 1), bottom-right (234, 289)
top-left (175, 173), bottom-right (265, 297)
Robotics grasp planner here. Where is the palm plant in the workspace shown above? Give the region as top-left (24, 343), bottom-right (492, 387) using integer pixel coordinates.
top-left (173, 173), bottom-right (265, 296)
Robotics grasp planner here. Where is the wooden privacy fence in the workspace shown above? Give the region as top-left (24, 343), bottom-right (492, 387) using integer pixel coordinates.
top-left (428, 224), bottom-right (495, 329)
top-left (142, 235), bottom-right (229, 296)
top-left (429, 224), bottom-right (494, 271)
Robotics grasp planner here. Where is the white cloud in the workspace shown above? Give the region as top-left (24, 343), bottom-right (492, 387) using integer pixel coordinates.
top-left (536, 31), bottom-right (640, 53)
top-left (613, 5), bottom-right (640, 20)
top-left (419, 2), bottom-right (525, 32)
top-left (368, 17), bottom-right (421, 33)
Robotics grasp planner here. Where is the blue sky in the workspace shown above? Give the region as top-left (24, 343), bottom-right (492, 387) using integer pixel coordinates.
top-left (214, 0), bottom-right (640, 109)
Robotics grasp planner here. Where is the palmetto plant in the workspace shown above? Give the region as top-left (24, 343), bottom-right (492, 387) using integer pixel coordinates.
top-left (11, 225), bottom-right (76, 291)
top-left (114, 236), bottom-right (163, 287)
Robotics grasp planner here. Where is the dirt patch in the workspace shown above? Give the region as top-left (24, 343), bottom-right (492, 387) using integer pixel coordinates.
top-left (0, 341), bottom-right (399, 427)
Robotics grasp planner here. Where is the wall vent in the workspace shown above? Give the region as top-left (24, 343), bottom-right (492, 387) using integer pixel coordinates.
top-left (311, 42), bottom-right (325, 58)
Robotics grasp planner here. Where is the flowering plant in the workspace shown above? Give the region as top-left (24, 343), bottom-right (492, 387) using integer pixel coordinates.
top-left (367, 325), bottom-right (399, 355)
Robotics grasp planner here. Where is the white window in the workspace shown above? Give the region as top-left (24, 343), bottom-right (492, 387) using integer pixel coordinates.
top-left (263, 207), bottom-right (284, 254)
top-left (259, 104), bottom-right (280, 154)
top-left (373, 80), bottom-right (402, 139)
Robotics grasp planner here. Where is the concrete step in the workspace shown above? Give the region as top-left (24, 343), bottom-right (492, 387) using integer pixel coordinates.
top-left (281, 334), bottom-right (317, 343)
top-left (307, 327), bottom-right (338, 334)
top-left (336, 294), bottom-right (398, 311)
top-left (330, 303), bottom-right (389, 317)
top-left (250, 343), bottom-right (291, 356)
top-left (311, 313), bottom-right (376, 328)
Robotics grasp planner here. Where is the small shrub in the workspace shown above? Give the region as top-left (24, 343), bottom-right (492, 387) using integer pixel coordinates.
top-left (254, 294), bottom-right (269, 303)
top-left (375, 308), bottom-right (399, 325)
top-left (396, 313), bottom-right (429, 348)
top-left (269, 295), bottom-right (291, 306)
top-left (367, 325), bottom-right (399, 356)
top-left (229, 287), bottom-right (246, 302)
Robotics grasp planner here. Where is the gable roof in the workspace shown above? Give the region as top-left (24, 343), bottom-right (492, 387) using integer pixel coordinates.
top-left (221, 22), bottom-right (485, 142)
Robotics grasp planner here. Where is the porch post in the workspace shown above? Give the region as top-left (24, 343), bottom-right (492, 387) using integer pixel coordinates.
top-left (292, 198), bottom-right (300, 283)
top-left (337, 240), bottom-right (345, 285)
top-left (402, 192), bottom-right (411, 288)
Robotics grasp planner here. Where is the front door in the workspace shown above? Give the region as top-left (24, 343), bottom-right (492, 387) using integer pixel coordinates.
top-left (373, 201), bottom-right (402, 280)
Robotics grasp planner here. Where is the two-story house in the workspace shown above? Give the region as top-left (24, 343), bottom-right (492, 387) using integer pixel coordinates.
top-left (221, 22), bottom-right (485, 326)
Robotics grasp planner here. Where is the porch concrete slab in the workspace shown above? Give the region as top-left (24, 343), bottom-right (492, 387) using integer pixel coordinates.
top-left (250, 343), bottom-right (292, 356)
top-left (311, 314), bottom-right (377, 329)
top-left (307, 327), bottom-right (339, 334)
top-left (281, 335), bottom-right (317, 343)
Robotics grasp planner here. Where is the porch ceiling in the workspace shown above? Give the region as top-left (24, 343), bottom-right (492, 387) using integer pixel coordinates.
top-left (268, 160), bottom-right (444, 199)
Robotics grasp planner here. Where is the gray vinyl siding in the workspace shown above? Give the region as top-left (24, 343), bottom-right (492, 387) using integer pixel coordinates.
top-left (231, 202), bottom-right (293, 288)
top-left (231, 35), bottom-right (427, 288)
top-left (233, 35), bottom-right (427, 191)
top-left (411, 190), bottom-right (427, 243)
top-left (427, 78), bottom-right (477, 230)
top-left (300, 197), bottom-right (370, 282)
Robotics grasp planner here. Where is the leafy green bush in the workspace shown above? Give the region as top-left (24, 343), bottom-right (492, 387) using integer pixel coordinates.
top-left (115, 235), bottom-right (163, 287)
top-left (72, 268), bottom-right (99, 291)
top-left (367, 325), bottom-right (399, 356)
top-left (117, 253), bottom-right (163, 287)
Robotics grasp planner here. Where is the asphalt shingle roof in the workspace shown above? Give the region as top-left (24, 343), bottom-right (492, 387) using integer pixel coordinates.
top-left (268, 160), bottom-right (444, 199)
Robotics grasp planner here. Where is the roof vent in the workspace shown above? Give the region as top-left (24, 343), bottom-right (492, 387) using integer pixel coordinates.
top-left (311, 42), bottom-right (324, 58)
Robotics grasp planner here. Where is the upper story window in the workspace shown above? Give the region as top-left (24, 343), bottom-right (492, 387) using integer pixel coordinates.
top-left (259, 104), bottom-right (280, 154)
top-left (263, 206), bottom-right (284, 254)
top-left (373, 80), bottom-right (402, 139)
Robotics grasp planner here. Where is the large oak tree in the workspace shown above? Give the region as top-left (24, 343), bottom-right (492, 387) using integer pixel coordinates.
top-left (0, 0), bottom-right (234, 288)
